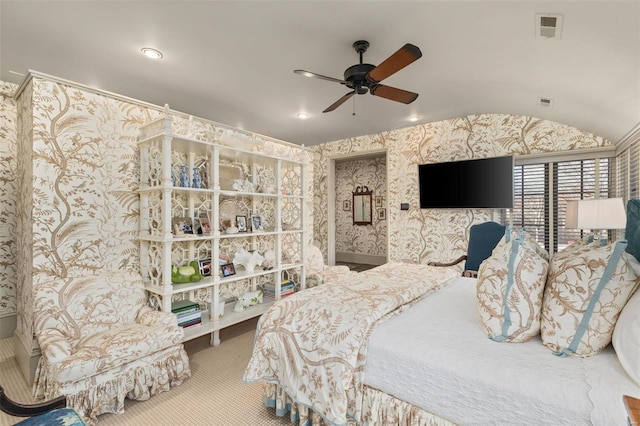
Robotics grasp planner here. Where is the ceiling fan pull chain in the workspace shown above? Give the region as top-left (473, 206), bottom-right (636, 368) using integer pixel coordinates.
top-left (352, 93), bottom-right (356, 116)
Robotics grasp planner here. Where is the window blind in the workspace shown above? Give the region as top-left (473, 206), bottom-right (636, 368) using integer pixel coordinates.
top-left (513, 158), bottom-right (610, 253)
top-left (513, 163), bottom-right (548, 249)
top-left (614, 142), bottom-right (638, 240)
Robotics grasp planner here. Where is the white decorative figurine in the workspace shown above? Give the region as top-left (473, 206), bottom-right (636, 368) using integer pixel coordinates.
top-left (233, 290), bottom-right (263, 312)
top-left (233, 248), bottom-right (265, 272)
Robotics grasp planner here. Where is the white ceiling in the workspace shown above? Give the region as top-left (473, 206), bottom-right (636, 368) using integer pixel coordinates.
top-left (1, 1), bottom-right (639, 147)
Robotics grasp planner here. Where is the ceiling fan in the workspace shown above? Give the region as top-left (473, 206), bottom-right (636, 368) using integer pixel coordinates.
top-left (294, 40), bottom-right (422, 113)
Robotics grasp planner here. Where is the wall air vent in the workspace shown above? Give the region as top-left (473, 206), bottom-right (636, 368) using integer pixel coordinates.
top-left (538, 97), bottom-right (554, 108)
top-left (535, 13), bottom-right (563, 39)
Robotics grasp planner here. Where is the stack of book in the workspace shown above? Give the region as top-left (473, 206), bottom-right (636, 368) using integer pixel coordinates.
top-left (264, 280), bottom-right (295, 300)
top-left (171, 300), bottom-right (202, 329)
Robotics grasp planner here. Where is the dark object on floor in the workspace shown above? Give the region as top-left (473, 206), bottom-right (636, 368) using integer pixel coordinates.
top-left (335, 262), bottom-right (377, 273)
top-left (0, 384), bottom-right (65, 416)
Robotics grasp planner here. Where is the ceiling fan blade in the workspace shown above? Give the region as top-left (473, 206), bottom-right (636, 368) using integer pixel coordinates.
top-left (294, 69), bottom-right (346, 84)
top-left (367, 44), bottom-right (422, 83)
top-left (323, 91), bottom-right (356, 113)
top-left (370, 84), bottom-right (418, 104)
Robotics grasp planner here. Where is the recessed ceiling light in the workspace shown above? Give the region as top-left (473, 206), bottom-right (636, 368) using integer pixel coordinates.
top-left (408, 116), bottom-right (420, 122)
top-left (141, 47), bottom-right (163, 59)
top-left (296, 112), bottom-right (309, 119)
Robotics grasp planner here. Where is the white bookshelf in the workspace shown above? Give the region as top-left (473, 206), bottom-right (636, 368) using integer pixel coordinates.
top-left (138, 106), bottom-right (306, 346)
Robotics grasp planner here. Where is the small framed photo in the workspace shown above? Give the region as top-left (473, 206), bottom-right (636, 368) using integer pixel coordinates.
top-left (192, 217), bottom-right (202, 235)
top-left (236, 215), bottom-right (247, 232)
top-left (220, 263), bottom-right (236, 277)
top-left (198, 258), bottom-right (212, 276)
top-left (199, 216), bottom-right (212, 234)
top-left (343, 200), bottom-right (351, 211)
top-left (378, 208), bottom-right (386, 220)
top-left (251, 215), bottom-right (263, 232)
top-left (172, 217), bottom-right (193, 235)
top-left (375, 196), bottom-right (383, 207)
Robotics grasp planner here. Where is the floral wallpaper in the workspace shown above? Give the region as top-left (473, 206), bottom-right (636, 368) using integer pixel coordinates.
top-left (335, 157), bottom-right (387, 258)
top-left (311, 115), bottom-right (611, 267)
top-left (7, 75), bottom-right (311, 364)
top-left (0, 82), bottom-right (18, 317)
top-left (15, 77), bottom-right (159, 350)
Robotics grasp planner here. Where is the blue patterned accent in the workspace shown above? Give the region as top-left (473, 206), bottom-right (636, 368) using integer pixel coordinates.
top-left (464, 222), bottom-right (506, 272)
top-left (491, 238), bottom-right (522, 342)
top-left (554, 240), bottom-right (628, 357)
top-left (15, 408), bottom-right (85, 425)
top-left (626, 200), bottom-right (640, 261)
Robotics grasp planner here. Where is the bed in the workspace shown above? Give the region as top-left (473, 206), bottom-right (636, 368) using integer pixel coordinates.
top-left (244, 223), bottom-right (640, 425)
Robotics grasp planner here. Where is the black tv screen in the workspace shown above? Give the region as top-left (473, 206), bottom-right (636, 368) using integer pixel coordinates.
top-left (418, 156), bottom-right (514, 209)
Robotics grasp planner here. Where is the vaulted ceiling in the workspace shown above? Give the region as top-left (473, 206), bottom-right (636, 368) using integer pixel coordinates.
top-left (1, 1), bottom-right (639, 146)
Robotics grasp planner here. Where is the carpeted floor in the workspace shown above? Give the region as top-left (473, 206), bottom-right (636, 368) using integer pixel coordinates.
top-left (0, 318), bottom-right (292, 426)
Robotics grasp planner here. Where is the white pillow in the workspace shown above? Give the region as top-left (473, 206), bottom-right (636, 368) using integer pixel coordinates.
top-left (541, 240), bottom-right (640, 357)
top-left (613, 287), bottom-right (640, 386)
top-left (477, 236), bottom-right (549, 342)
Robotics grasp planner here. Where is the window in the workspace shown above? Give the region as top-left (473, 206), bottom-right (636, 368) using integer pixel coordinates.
top-left (513, 158), bottom-right (610, 253)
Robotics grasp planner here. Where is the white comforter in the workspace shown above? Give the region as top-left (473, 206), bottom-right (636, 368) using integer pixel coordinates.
top-left (364, 277), bottom-right (640, 425)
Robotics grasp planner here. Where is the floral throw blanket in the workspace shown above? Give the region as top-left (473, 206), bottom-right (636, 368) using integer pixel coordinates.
top-left (243, 262), bottom-right (458, 425)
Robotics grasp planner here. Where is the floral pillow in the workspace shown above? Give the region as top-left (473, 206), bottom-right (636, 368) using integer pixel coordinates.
top-left (477, 236), bottom-right (549, 342)
top-left (550, 235), bottom-right (603, 263)
top-left (541, 240), bottom-right (640, 357)
top-left (494, 226), bottom-right (550, 262)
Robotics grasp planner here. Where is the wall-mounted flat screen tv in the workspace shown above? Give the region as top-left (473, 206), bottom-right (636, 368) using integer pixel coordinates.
top-left (418, 156), bottom-right (514, 209)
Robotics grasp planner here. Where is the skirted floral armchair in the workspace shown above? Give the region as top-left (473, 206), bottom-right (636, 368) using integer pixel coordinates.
top-left (32, 272), bottom-right (191, 424)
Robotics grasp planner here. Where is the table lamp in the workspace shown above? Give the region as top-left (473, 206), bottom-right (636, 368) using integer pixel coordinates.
top-left (565, 198), bottom-right (626, 239)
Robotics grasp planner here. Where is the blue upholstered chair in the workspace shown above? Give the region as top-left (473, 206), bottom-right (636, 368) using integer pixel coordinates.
top-left (429, 221), bottom-right (506, 277)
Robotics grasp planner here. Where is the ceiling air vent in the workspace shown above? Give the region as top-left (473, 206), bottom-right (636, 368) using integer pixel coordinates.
top-left (535, 13), bottom-right (563, 39)
top-left (538, 97), bottom-right (554, 108)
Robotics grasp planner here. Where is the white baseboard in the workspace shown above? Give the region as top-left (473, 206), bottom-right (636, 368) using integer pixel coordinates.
top-left (0, 313), bottom-right (16, 339)
top-left (14, 332), bottom-right (41, 387)
top-left (335, 252), bottom-right (386, 265)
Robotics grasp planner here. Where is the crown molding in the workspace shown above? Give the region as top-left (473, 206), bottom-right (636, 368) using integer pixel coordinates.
top-left (616, 122), bottom-right (640, 154)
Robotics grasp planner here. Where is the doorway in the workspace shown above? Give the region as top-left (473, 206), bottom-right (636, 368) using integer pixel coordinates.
top-left (327, 150), bottom-right (388, 268)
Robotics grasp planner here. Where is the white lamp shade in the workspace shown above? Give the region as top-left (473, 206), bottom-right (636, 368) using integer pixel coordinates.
top-left (565, 198), bottom-right (626, 230)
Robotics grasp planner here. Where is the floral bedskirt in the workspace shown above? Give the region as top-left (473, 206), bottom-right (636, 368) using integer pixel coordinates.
top-left (263, 383), bottom-right (456, 426)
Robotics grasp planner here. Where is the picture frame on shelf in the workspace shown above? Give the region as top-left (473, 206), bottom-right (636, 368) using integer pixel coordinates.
top-left (375, 196), bottom-right (383, 207)
top-left (220, 263), bottom-right (236, 277)
top-left (378, 208), bottom-right (386, 220)
top-left (199, 216), bottom-right (212, 234)
top-left (236, 215), bottom-right (248, 232)
top-left (251, 215), bottom-right (263, 232)
top-left (343, 200), bottom-right (351, 211)
top-left (172, 217), bottom-right (193, 235)
top-left (192, 217), bottom-right (202, 235)
top-left (198, 258), bottom-right (212, 276)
